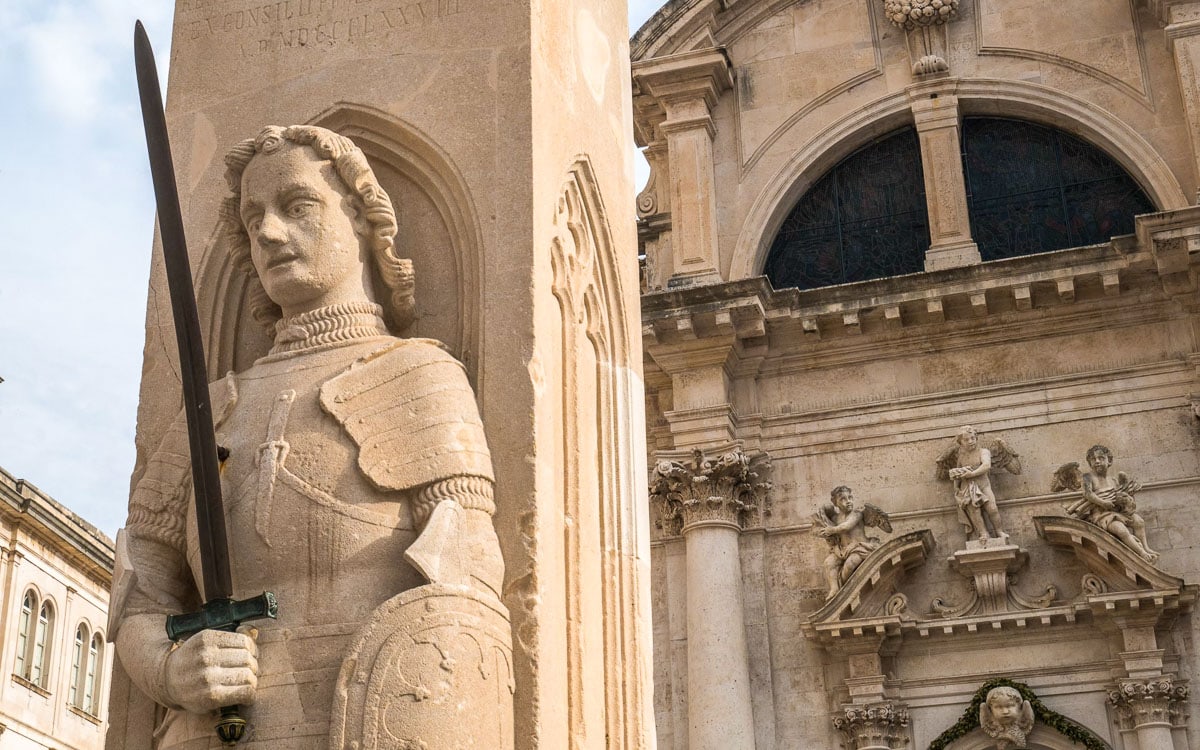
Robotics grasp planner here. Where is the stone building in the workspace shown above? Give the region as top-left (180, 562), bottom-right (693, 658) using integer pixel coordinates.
top-left (0, 468), bottom-right (113, 750)
top-left (632, 0), bottom-right (1200, 747)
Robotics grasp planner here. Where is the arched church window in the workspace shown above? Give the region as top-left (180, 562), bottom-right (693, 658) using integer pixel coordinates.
top-left (962, 117), bottom-right (1155, 261)
top-left (764, 127), bottom-right (930, 290)
top-left (30, 600), bottom-right (54, 688)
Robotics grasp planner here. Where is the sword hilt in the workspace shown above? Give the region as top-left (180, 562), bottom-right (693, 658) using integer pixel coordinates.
top-left (166, 593), bottom-right (278, 746)
top-left (165, 592), bottom-right (278, 642)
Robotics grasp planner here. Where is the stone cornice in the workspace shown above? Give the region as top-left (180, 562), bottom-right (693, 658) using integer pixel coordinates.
top-left (0, 467), bottom-right (114, 584)
top-left (642, 208), bottom-right (1200, 350)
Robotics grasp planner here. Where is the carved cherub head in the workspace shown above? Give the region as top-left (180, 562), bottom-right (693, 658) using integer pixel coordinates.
top-left (957, 425), bottom-right (979, 448)
top-left (830, 485), bottom-right (854, 513)
top-left (1085, 444), bottom-right (1114, 474)
top-left (222, 125), bottom-right (414, 331)
top-left (979, 686), bottom-right (1034, 749)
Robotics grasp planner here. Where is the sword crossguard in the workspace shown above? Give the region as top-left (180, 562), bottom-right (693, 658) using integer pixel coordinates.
top-left (165, 592), bottom-right (278, 642)
top-left (165, 592), bottom-right (278, 746)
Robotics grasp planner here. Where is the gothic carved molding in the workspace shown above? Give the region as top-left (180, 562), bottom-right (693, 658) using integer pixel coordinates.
top-left (648, 448), bottom-right (770, 537)
top-left (833, 702), bottom-right (912, 750)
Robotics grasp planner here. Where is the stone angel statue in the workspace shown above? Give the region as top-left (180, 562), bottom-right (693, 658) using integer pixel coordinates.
top-left (813, 486), bottom-right (892, 598)
top-left (1052, 444), bottom-right (1157, 561)
top-left (979, 686), bottom-right (1035, 749)
top-left (935, 426), bottom-right (1021, 542)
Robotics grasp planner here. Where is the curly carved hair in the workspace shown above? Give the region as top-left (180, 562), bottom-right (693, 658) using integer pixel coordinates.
top-left (1086, 444), bottom-right (1114, 462)
top-left (220, 125), bottom-right (415, 332)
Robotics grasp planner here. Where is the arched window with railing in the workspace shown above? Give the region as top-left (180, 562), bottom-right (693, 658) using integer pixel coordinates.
top-left (764, 118), bottom-right (1157, 292)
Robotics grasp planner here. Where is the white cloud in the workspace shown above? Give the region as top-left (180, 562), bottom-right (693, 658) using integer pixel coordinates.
top-left (5, 0), bottom-right (172, 125)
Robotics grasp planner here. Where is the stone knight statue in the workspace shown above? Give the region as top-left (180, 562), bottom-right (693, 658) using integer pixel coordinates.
top-left (109, 125), bottom-right (513, 749)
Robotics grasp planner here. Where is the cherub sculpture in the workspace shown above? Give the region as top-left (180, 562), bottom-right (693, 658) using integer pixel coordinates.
top-left (813, 486), bottom-right (892, 598)
top-left (935, 426), bottom-right (1021, 543)
top-left (979, 686), bottom-right (1035, 749)
top-left (1053, 444), bottom-right (1157, 562)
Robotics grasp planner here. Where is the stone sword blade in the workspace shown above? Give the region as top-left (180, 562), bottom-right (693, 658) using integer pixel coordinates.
top-left (134, 20), bottom-right (234, 603)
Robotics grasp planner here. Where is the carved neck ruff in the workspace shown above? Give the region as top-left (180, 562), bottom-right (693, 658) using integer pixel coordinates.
top-left (270, 302), bottom-right (389, 355)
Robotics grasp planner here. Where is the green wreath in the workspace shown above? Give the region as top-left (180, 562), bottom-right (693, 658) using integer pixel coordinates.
top-left (928, 677), bottom-right (1109, 750)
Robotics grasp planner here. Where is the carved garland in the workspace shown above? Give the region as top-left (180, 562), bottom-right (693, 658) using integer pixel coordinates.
top-left (928, 678), bottom-right (1109, 750)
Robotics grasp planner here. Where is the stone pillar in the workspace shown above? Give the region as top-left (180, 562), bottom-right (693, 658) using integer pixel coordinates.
top-left (649, 448), bottom-right (770, 750)
top-left (1108, 677), bottom-right (1189, 750)
top-left (633, 49), bottom-right (733, 287)
top-left (119, 3), bottom-right (653, 749)
top-left (907, 81), bottom-right (981, 271)
top-left (1160, 1), bottom-right (1200, 203)
top-left (832, 702), bottom-right (911, 750)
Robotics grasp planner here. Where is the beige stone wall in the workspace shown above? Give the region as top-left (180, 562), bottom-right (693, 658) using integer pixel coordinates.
top-left (635, 2), bottom-right (1200, 745)
top-left (0, 468), bottom-right (114, 750)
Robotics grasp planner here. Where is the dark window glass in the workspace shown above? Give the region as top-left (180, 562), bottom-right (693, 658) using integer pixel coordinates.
top-left (765, 128), bottom-right (930, 290)
top-left (962, 117), bottom-right (1155, 261)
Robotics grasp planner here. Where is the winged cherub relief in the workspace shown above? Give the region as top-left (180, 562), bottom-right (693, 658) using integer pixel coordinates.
top-left (979, 686), bottom-right (1035, 749)
top-left (1052, 444), bottom-right (1158, 562)
top-left (813, 486), bottom-right (893, 598)
top-left (935, 426), bottom-right (1022, 543)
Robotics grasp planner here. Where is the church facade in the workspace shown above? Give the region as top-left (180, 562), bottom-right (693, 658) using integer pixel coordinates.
top-left (632, 0), bottom-right (1200, 747)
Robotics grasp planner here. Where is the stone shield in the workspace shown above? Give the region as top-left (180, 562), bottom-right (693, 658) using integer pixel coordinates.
top-left (329, 584), bottom-right (514, 750)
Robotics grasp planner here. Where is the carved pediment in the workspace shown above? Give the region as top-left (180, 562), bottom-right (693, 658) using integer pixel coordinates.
top-left (1035, 516), bottom-right (1195, 618)
top-left (804, 530), bottom-right (934, 639)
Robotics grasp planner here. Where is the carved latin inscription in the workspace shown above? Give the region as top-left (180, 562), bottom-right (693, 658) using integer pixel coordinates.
top-left (177, 0), bottom-right (467, 56)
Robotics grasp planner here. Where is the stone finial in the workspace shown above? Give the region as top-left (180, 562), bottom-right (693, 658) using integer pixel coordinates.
top-left (832, 702), bottom-right (911, 749)
top-left (1108, 677), bottom-right (1189, 730)
top-left (649, 448), bottom-right (770, 536)
top-left (980, 686), bottom-right (1034, 749)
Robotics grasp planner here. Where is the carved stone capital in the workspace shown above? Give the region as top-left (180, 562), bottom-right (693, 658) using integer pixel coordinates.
top-left (1108, 677), bottom-right (1189, 729)
top-left (832, 702), bottom-right (911, 749)
top-left (649, 448), bottom-right (770, 537)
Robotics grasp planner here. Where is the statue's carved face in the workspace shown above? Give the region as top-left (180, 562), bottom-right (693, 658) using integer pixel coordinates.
top-left (833, 490), bottom-right (854, 513)
top-left (1087, 449), bottom-right (1112, 473)
top-left (957, 426), bottom-right (978, 448)
top-left (988, 694), bottom-right (1021, 723)
top-left (239, 143), bottom-right (366, 315)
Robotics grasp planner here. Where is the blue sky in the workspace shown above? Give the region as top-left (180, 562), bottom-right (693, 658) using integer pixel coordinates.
top-left (0, 1), bottom-right (661, 538)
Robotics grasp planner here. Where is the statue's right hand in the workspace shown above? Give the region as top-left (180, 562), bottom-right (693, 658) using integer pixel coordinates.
top-left (163, 627), bottom-right (258, 713)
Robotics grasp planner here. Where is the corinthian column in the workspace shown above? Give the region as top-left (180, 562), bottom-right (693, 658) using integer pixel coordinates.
top-left (1108, 677), bottom-right (1190, 750)
top-left (650, 448), bottom-right (770, 750)
top-left (832, 703), bottom-right (911, 750)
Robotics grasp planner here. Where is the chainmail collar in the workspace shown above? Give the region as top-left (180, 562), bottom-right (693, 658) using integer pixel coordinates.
top-left (270, 301), bottom-right (389, 355)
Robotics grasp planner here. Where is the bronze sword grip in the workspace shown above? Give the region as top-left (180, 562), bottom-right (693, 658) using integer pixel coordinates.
top-left (165, 593), bottom-right (278, 745)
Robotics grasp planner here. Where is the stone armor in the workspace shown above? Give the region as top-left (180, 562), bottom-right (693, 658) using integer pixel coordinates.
top-left (114, 312), bottom-right (510, 750)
